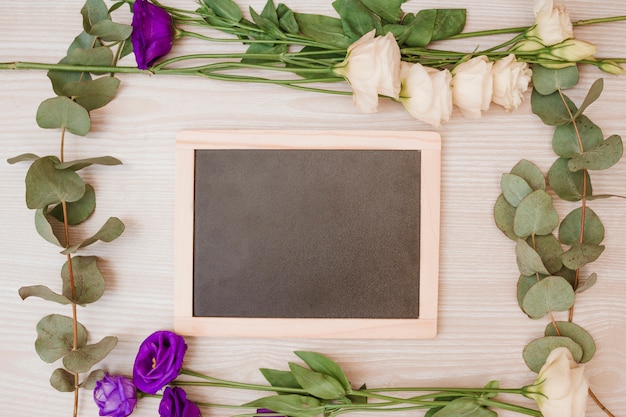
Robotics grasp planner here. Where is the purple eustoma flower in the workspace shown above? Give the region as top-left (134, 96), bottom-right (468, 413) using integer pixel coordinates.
top-left (133, 330), bottom-right (188, 394)
top-left (159, 386), bottom-right (201, 417)
top-left (131, 0), bottom-right (175, 69)
top-left (93, 373), bottom-right (138, 417)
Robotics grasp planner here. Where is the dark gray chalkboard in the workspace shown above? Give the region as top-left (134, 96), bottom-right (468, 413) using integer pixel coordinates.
top-left (192, 149), bottom-right (421, 319)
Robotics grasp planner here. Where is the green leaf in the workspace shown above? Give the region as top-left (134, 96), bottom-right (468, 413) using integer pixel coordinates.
top-left (510, 159), bottom-right (546, 191)
top-left (289, 363), bottom-right (346, 400)
top-left (481, 380), bottom-right (500, 400)
top-left (19, 285), bottom-right (71, 305)
top-left (558, 207), bottom-right (604, 246)
top-left (430, 9), bottom-right (466, 41)
top-left (25, 156), bottom-right (86, 209)
top-left (568, 134), bottom-right (623, 171)
top-left (61, 77), bottom-right (121, 111)
top-left (277, 4), bottom-right (299, 34)
top-left (81, 0), bottom-right (110, 32)
top-left (35, 208), bottom-right (63, 247)
top-left (576, 272), bottom-right (597, 293)
top-left (517, 275), bottom-right (539, 311)
top-left (527, 234), bottom-right (563, 275)
top-left (89, 20), bottom-right (133, 42)
top-left (554, 265), bottom-right (577, 288)
top-left (531, 65), bottom-right (579, 95)
top-left (573, 78), bottom-right (603, 119)
top-left (295, 351), bottom-right (351, 392)
top-left (396, 11), bottom-right (435, 47)
top-left (531, 89), bottom-right (578, 126)
top-left (55, 155), bottom-right (123, 171)
top-left (545, 321), bottom-right (596, 363)
top-left (63, 336), bottom-right (118, 373)
top-left (431, 397), bottom-right (480, 417)
top-left (50, 368), bottom-right (76, 392)
top-left (36, 97), bottom-right (91, 136)
top-left (203, 0), bottom-right (243, 22)
top-left (523, 336), bottom-right (583, 373)
top-left (513, 190), bottom-right (559, 238)
top-left (552, 116), bottom-right (604, 158)
top-left (260, 0), bottom-right (279, 26)
top-left (49, 184), bottom-right (96, 226)
top-left (294, 13), bottom-right (352, 48)
top-left (359, 0), bottom-right (406, 24)
top-left (244, 395), bottom-right (324, 417)
top-left (80, 369), bottom-right (106, 389)
top-left (61, 256), bottom-right (106, 305)
top-left (547, 157), bottom-right (593, 202)
top-left (7, 153), bottom-right (40, 164)
top-left (260, 368), bottom-right (302, 393)
top-left (333, 0), bottom-right (382, 39)
top-left (501, 173), bottom-right (533, 207)
top-left (243, 42), bottom-right (289, 65)
top-left (48, 47), bottom-right (114, 94)
top-left (561, 243), bottom-right (605, 270)
top-left (522, 275), bottom-right (576, 319)
top-left (516, 238), bottom-right (550, 276)
top-left (35, 314), bottom-right (88, 363)
top-left (62, 217), bottom-right (125, 255)
top-left (494, 194), bottom-right (517, 240)
top-left (250, 7), bottom-right (283, 39)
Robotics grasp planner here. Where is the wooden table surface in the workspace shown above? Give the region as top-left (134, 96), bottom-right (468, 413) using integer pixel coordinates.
top-left (1, 1), bottom-right (625, 416)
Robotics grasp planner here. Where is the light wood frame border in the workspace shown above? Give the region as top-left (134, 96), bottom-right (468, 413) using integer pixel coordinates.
top-left (174, 130), bottom-right (441, 339)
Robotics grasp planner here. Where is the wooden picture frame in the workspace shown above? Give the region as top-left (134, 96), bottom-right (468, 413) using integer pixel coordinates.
top-left (174, 130), bottom-right (441, 339)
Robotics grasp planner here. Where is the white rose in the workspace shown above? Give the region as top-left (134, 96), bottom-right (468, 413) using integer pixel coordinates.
top-left (398, 62), bottom-right (452, 127)
top-left (529, 0), bottom-right (573, 46)
top-left (491, 54), bottom-right (532, 111)
top-left (334, 30), bottom-right (401, 114)
top-left (451, 56), bottom-right (493, 119)
top-left (525, 347), bottom-right (588, 417)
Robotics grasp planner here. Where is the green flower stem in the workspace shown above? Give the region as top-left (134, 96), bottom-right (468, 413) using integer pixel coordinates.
top-left (180, 369), bottom-right (309, 394)
top-left (479, 399), bottom-right (542, 417)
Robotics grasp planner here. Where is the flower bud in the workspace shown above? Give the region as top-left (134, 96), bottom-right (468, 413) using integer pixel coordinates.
top-left (598, 60), bottom-right (626, 75)
top-left (541, 39), bottom-right (596, 62)
top-left (526, 0), bottom-right (573, 46)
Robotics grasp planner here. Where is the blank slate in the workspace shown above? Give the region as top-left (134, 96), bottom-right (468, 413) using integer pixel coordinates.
top-left (174, 130), bottom-right (441, 339)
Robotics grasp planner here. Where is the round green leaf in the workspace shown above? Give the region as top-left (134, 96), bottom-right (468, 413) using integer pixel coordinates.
top-left (523, 336), bottom-right (583, 373)
top-left (50, 368), bottom-right (76, 392)
top-left (63, 336), bottom-right (118, 373)
top-left (510, 159), bottom-right (546, 191)
top-left (89, 20), bottom-right (132, 41)
top-left (576, 272), bottom-right (597, 293)
top-left (61, 77), bottom-right (121, 111)
top-left (25, 156), bottom-right (86, 209)
top-left (531, 65), bottom-right (579, 95)
top-left (35, 208), bottom-right (63, 247)
top-left (547, 157), bottom-right (593, 202)
top-left (501, 173), bottom-right (533, 207)
top-left (36, 96), bottom-right (91, 137)
top-left (19, 285), bottom-right (70, 305)
top-left (513, 190), bottom-right (559, 238)
top-left (531, 89), bottom-right (578, 126)
top-left (62, 256), bottom-right (105, 305)
top-left (35, 314), bottom-right (88, 363)
top-left (522, 275), bottom-right (575, 319)
top-left (494, 194), bottom-right (517, 240)
top-left (517, 274), bottom-right (540, 314)
top-left (528, 234), bottom-right (563, 274)
top-left (559, 207), bottom-right (604, 246)
top-left (553, 116), bottom-right (603, 158)
top-left (80, 369), bottom-right (106, 389)
top-left (49, 184), bottom-right (96, 226)
top-left (545, 321), bottom-right (596, 363)
top-left (516, 238), bottom-right (550, 276)
top-left (568, 134), bottom-right (623, 171)
top-left (562, 243), bottom-right (605, 270)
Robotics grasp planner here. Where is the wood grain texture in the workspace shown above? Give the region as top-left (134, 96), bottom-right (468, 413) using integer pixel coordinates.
top-left (1, 1), bottom-right (625, 416)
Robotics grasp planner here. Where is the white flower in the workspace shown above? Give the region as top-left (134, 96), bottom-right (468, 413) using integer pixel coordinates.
top-left (491, 54), bottom-right (532, 111)
top-left (451, 55), bottom-right (493, 119)
top-left (525, 347), bottom-right (588, 417)
top-left (398, 62), bottom-right (452, 126)
top-left (334, 30), bottom-right (401, 113)
top-left (529, 0), bottom-right (573, 46)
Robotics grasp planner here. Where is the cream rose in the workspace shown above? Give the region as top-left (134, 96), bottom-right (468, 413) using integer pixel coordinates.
top-left (334, 30), bottom-right (401, 114)
top-left (451, 55), bottom-right (493, 119)
top-left (530, 0), bottom-right (573, 46)
top-left (491, 54), bottom-right (532, 112)
top-left (398, 62), bottom-right (452, 126)
top-left (525, 347), bottom-right (588, 417)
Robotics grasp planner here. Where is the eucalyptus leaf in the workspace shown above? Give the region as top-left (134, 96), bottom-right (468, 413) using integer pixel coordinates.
top-left (49, 184), bottom-right (96, 226)
top-left (55, 155), bottom-right (123, 171)
top-left (50, 368), bottom-right (76, 393)
top-left (359, 0), bottom-right (406, 24)
top-left (547, 157), bottom-right (593, 202)
top-left (61, 256), bottom-right (105, 305)
top-left (523, 336), bottom-right (583, 372)
top-left (573, 78), bottom-right (603, 119)
top-left (89, 20), bottom-right (133, 42)
top-left (68, 31), bottom-right (102, 55)
top-left (554, 265), bottom-right (577, 288)
top-left (531, 89), bottom-right (578, 126)
top-left (61, 77), bottom-right (121, 111)
top-left (568, 134), bottom-right (623, 171)
top-left (289, 363), bottom-right (346, 400)
top-left (260, 368), bottom-right (302, 393)
top-left (7, 153), bottom-right (40, 164)
top-left (48, 47), bottom-right (114, 93)
top-left (81, 0), bottom-right (110, 32)
top-left (576, 272), bottom-right (597, 293)
top-left (244, 394), bottom-right (324, 417)
top-left (531, 65), bottom-right (579, 95)
top-left (35, 314), bottom-right (88, 363)
top-left (513, 190), bottom-right (559, 238)
top-left (517, 275), bottom-right (539, 311)
top-left (552, 116), bottom-right (604, 158)
top-left (510, 159), bottom-right (546, 191)
top-left (558, 207), bottom-right (604, 246)
top-left (501, 173), bottom-right (533, 207)
top-left (25, 156), bottom-right (86, 209)
top-left (35, 208), bottom-right (63, 247)
top-left (561, 243), bottom-right (605, 270)
top-left (494, 194), bottom-right (517, 240)
top-left (521, 275), bottom-right (575, 319)
top-left (62, 217), bottom-right (125, 255)
top-left (294, 13), bottom-right (352, 48)
top-left (545, 321), bottom-right (595, 363)
top-left (63, 336), bottom-right (118, 373)
top-left (527, 234), bottom-right (563, 274)
top-left (80, 369), bottom-right (106, 389)
top-left (295, 351), bottom-right (351, 392)
top-left (36, 97), bottom-right (91, 137)
top-left (333, 0), bottom-right (382, 39)
top-left (19, 285), bottom-right (71, 305)
top-left (515, 238), bottom-right (550, 276)
top-left (203, 0), bottom-right (243, 22)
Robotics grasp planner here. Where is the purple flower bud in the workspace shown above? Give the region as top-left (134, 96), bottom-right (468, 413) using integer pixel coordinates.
top-left (133, 330), bottom-right (188, 394)
top-left (93, 373), bottom-right (138, 417)
top-left (131, 0), bottom-right (175, 70)
top-left (159, 387), bottom-right (201, 417)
